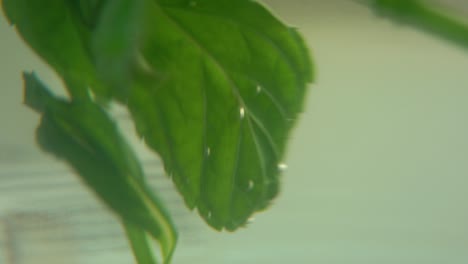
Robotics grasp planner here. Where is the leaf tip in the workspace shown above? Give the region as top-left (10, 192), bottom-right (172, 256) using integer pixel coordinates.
top-left (22, 71), bottom-right (53, 113)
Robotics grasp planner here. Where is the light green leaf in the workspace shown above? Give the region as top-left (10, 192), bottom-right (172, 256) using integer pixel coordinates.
top-left (23, 73), bottom-right (177, 263)
top-left (127, 0), bottom-right (313, 230)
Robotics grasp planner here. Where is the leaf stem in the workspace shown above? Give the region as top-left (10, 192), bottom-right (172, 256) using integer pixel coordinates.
top-left (123, 221), bottom-right (159, 264)
top-left (365, 0), bottom-right (468, 50)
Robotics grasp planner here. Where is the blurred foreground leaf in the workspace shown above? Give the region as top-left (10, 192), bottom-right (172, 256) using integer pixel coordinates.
top-left (23, 73), bottom-right (177, 263)
top-left (368, 0), bottom-right (468, 49)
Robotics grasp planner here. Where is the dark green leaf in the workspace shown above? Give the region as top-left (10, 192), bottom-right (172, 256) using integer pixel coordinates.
top-left (127, 0), bottom-right (313, 230)
top-left (91, 0), bottom-right (148, 95)
top-left (23, 73), bottom-right (177, 263)
top-left (4, 0), bottom-right (313, 234)
top-left (2, 0), bottom-right (110, 98)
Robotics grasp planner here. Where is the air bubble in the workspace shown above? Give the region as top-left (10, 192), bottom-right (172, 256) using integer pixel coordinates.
top-left (239, 107), bottom-right (245, 119)
top-left (278, 163), bottom-right (288, 171)
top-left (206, 147), bottom-right (211, 156)
top-left (256, 85), bottom-right (262, 94)
top-left (136, 52), bottom-right (153, 75)
top-left (207, 211), bottom-right (212, 219)
top-left (247, 180), bottom-right (254, 190)
top-left (87, 88), bottom-right (96, 101)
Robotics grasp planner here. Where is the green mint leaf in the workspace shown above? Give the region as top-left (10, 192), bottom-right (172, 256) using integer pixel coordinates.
top-left (128, 0), bottom-right (313, 230)
top-left (2, 0), bottom-right (111, 98)
top-left (91, 0), bottom-right (147, 94)
top-left (366, 0), bottom-right (468, 50)
top-left (5, 0), bottom-right (313, 237)
top-left (23, 73), bottom-right (177, 263)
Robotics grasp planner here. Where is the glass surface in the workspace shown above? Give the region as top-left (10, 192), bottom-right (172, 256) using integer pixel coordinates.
top-left (1, 1), bottom-right (468, 263)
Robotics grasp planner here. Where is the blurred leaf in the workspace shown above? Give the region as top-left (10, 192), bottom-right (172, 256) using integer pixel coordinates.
top-left (124, 221), bottom-right (158, 264)
top-left (368, 0), bottom-right (468, 50)
top-left (91, 0), bottom-right (148, 95)
top-left (23, 73), bottom-right (177, 263)
top-left (3, 0), bottom-right (113, 98)
top-left (127, 0), bottom-right (313, 230)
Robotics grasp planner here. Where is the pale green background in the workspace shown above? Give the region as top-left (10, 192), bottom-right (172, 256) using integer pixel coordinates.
top-left (1, 1), bottom-right (468, 263)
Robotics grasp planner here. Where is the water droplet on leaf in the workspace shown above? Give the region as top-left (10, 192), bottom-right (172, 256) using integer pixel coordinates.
top-left (239, 107), bottom-right (245, 119)
top-left (247, 180), bottom-right (254, 190)
top-left (278, 163), bottom-right (288, 171)
top-left (87, 88), bottom-right (96, 101)
top-left (256, 85), bottom-right (262, 94)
